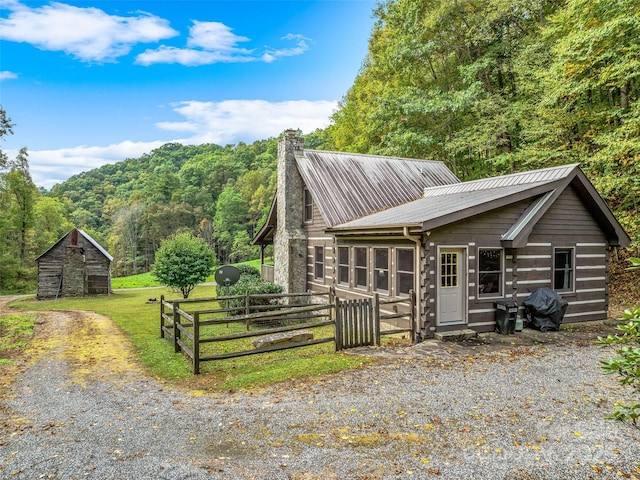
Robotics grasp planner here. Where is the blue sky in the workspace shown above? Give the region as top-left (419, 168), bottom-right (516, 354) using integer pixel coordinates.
top-left (0, 0), bottom-right (377, 189)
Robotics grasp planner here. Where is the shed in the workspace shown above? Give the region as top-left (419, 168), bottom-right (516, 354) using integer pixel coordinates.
top-left (35, 228), bottom-right (113, 299)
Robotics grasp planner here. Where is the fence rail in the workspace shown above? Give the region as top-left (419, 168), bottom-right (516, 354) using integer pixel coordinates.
top-left (161, 291), bottom-right (335, 373)
top-left (160, 289), bottom-right (415, 374)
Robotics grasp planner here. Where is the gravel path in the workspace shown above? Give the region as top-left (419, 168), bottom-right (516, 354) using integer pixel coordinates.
top-left (1, 299), bottom-right (639, 480)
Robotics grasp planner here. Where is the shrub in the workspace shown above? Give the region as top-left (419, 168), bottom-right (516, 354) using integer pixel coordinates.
top-left (596, 257), bottom-right (640, 427)
top-left (226, 277), bottom-right (283, 325)
top-left (235, 264), bottom-right (261, 279)
top-left (152, 232), bottom-right (214, 299)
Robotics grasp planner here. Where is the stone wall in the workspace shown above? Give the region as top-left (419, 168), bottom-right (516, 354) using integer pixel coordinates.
top-left (274, 130), bottom-right (308, 295)
top-left (61, 246), bottom-right (85, 297)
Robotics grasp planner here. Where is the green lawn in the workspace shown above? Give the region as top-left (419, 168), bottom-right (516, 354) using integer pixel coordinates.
top-left (111, 258), bottom-right (270, 289)
top-left (10, 285), bottom-right (372, 390)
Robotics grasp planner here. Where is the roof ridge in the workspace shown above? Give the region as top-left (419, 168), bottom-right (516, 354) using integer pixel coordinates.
top-left (306, 149), bottom-right (447, 165)
top-left (423, 163), bottom-right (578, 198)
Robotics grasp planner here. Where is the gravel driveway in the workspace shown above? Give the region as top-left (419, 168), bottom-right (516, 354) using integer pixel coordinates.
top-left (1, 298), bottom-right (639, 480)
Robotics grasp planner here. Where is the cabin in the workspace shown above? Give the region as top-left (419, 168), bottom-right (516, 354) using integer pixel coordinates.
top-left (35, 228), bottom-right (113, 299)
top-left (252, 130), bottom-right (631, 339)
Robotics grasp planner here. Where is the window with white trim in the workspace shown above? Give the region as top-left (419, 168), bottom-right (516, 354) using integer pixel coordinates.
top-left (304, 189), bottom-right (313, 222)
top-left (337, 247), bottom-right (349, 285)
top-left (554, 247), bottom-right (574, 292)
top-left (373, 248), bottom-right (389, 293)
top-left (314, 246), bottom-right (324, 280)
top-left (478, 248), bottom-right (503, 297)
top-left (396, 248), bottom-right (414, 296)
top-left (354, 247), bottom-right (367, 289)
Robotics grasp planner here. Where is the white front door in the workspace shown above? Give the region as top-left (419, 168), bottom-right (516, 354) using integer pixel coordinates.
top-left (438, 247), bottom-right (467, 325)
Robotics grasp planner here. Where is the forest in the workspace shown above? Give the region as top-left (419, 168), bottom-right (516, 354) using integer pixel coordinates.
top-left (0, 0), bottom-right (638, 293)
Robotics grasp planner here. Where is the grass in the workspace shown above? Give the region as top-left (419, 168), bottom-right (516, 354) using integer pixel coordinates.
top-left (0, 313), bottom-right (38, 365)
top-left (111, 258), bottom-right (271, 289)
top-left (10, 285), bottom-right (373, 390)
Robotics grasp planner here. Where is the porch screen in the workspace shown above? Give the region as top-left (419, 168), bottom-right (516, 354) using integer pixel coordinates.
top-left (396, 248), bottom-right (414, 296)
top-left (354, 247), bottom-right (367, 289)
top-left (338, 247), bottom-right (349, 285)
top-left (373, 248), bottom-right (389, 293)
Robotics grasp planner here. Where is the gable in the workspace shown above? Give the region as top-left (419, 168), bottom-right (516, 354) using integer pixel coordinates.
top-left (329, 164), bottom-right (630, 248)
top-left (35, 228), bottom-right (113, 262)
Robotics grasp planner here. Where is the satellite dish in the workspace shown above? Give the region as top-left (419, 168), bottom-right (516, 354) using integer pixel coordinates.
top-left (214, 265), bottom-right (241, 287)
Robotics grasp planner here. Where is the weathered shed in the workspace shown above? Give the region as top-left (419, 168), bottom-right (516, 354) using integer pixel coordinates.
top-left (35, 228), bottom-right (113, 299)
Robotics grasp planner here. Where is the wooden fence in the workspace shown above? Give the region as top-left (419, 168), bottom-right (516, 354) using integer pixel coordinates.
top-left (334, 291), bottom-right (415, 350)
top-left (160, 291), bottom-right (335, 374)
top-left (161, 289), bottom-right (415, 374)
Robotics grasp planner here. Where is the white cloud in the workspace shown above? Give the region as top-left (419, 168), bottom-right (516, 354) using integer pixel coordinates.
top-left (136, 19), bottom-right (309, 66)
top-left (187, 21), bottom-right (250, 51)
top-left (23, 140), bottom-right (167, 189)
top-left (135, 45), bottom-right (255, 66)
top-left (262, 34), bottom-right (311, 63)
top-left (0, 70), bottom-right (18, 81)
top-left (156, 99), bottom-right (337, 144)
top-left (23, 99), bottom-right (336, 189)
top-left (0, 1), bottom-right (178, 62)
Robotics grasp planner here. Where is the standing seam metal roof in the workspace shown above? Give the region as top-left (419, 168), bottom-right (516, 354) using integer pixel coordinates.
top-left (296, 150), bottom-right (460, 227)
top-left (333, 164), bottom-right (582, 230)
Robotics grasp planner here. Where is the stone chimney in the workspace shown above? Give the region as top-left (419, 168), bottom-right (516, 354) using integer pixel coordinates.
top-left (274, 129), bottom-right (307, 294)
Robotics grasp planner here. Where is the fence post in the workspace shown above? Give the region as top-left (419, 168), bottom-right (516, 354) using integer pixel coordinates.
top-left (334, 296), bottom-right (342, 351)
top-left (245, 291), bottom-right (251, 330)
top-left (328, 286), bottom-right (335, 321)
top-left (193, 312), bottom-right (200, 375)
top-left (160, 295), bottom-right (165, 338)
top-left (409, 289), bottom-right (416, 343)
top-left (173, 301), bottom-right (181, 353)
top-left (374, 293), bottom-right (381, 346)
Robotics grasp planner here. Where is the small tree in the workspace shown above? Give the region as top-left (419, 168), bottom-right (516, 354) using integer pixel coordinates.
top-left (152, 232), bottom-right (214, 298)
top-left (597, 257), bottom-right (640, 427)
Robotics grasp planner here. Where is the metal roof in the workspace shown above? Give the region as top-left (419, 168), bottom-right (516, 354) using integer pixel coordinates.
top-left (330, 162), bottom-right (630, 248)
top-left (333, 164), bottom-right (585, 230)
top-left (297, 150), bottom-right (460, 227)
top-left (422, 163), bottom-right (578, 197)
top-left (334, 181), bottom-right (554, 229)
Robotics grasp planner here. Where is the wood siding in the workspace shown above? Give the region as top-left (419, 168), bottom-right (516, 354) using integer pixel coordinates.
top-left (422, 187), bottom-right (610, 336)
top-left (37, 231), bottom-right (111, 299)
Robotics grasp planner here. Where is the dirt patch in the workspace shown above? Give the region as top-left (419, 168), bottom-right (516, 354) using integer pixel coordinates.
top-left (0, 296), bottom-right (144, 395)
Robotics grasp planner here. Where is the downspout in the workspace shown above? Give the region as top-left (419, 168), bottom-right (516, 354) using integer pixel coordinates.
top-left (403, 227), bottom-right (422, 343)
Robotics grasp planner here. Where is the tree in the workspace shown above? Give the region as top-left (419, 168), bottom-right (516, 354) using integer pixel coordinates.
top-left (0, 106), bottom-right (37, 292)
top-left (213, 185), bottom-right (249, 263)
top-left (151, 232), bottom-right (214, 298)
top-left (597, 257), bottom-right (640, 427)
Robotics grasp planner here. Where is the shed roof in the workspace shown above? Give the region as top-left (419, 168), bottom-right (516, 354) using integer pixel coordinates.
top-left (35, 228), bottom-right (113, 262)
top-left (331, 164), bottom-right (630, 248)
top-left (296, 150), bottom-right (459, 227)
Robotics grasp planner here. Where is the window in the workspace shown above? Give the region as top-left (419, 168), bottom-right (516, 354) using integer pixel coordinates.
top-left (396, 248), bottom-right (414, 296)
top-left (314, 246), bottom-right (324, 280)
top-left (338, 247), bottom-right (349, 285)
top-left (440, 252), bottom-right (458, 288)
top-left (374, 248), bottom-right (389, 292)
top-left (304, 189), bottom-right (313, 222)
top-left (554, 247), bottom-right (574, 291)
top-left (478, 248), bottom-right (502, 297)
top-left (354, 247), bottom-right (368, 289)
